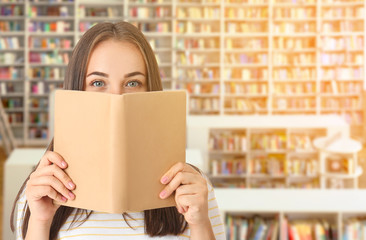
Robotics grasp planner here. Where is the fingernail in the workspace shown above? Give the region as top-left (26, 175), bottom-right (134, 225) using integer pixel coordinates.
top-left (61, 161), bottom-right (67, 168)
top-left (160, 190), bottom-right (166, 198)
top-left (68, 182), bottom-right (75, 189)
top-left (68, 192), bottom-right (75, 199)
top-left (161, 176), bottom-right (168, 184)
top-left (61, 196), bottom-right (67, 202)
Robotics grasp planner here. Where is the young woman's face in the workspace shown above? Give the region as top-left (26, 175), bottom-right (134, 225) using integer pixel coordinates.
top-left (84, 39), bottom-right (147, 94)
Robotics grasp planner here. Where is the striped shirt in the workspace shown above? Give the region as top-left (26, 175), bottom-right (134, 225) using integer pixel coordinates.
top-left (16, 177), bottom-right (226, 240)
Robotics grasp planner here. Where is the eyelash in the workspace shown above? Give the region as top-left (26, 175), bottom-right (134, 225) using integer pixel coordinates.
top-left (89, 80), bottom-right (142, 88)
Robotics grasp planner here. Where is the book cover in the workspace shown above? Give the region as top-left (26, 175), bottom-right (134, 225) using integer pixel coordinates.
top-left (54, 90), bottom-right (187, 213)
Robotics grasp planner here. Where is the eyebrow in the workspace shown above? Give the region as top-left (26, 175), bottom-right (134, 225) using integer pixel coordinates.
top-left (86, 71), bottom-right (145, 78)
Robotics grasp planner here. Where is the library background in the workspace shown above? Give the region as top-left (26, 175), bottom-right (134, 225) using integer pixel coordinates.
top-left (0, 0), bottom-right (366, 239)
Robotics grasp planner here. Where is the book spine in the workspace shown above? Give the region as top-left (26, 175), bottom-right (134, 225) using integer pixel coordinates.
top-left (110, 97), bottom-right (128, 212)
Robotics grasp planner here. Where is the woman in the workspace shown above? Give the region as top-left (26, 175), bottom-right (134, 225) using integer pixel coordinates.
top-left (11, 21), bottom-right (225, 239)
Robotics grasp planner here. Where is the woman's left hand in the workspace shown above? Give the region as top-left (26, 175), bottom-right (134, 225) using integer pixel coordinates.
top-left (159, 162), bottom-right (209, 226)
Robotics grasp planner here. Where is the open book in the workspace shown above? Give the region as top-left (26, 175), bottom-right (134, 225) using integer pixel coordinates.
top-left (54, 90), bottom-right (186, 213)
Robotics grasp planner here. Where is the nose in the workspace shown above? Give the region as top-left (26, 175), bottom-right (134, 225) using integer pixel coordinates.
top-left (108, 84), bottom-right (124, 95)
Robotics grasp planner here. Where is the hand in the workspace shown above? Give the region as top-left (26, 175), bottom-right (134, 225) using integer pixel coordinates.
top-left (159, 162), bottom-right (209, 226)
top-left (25, 151), bottom-right (76, 223)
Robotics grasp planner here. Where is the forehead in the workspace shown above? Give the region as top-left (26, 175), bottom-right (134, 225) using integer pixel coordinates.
top-left (87, 39), bottom-right (146, 75)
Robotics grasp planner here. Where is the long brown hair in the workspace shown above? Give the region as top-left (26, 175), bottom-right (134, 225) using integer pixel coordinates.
top-left (10, 21), bottom-right (188, 239)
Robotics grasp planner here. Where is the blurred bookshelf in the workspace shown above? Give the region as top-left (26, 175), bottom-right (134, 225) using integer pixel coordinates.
top-left (0, 0), bottom-right (365, 145)
top-left (208, 126), bottom-right (364, 189)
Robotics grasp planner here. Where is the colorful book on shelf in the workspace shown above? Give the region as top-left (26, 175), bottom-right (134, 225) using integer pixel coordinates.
top-left (54, 90), bottom-right (187, 213)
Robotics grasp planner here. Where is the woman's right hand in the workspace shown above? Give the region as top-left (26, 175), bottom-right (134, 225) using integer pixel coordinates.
top-left (25, 151), bottom-right (76, 223)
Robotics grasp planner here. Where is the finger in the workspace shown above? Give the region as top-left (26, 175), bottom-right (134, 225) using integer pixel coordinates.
top-left (161, 162), bottom-right (197, 185)
top-left (175, 192), bottom-right (185, 214)
top-left (160, 172), bottom-right (198, 199)
top-left (27, 185), bottom-right (67, 203)
top-left (176, 194), bottom-right (198, 212)
top-left (38, 151), bottom-right (67, 169)
top-left (175, 184), bottom-right (201, 197)
top-left (32, 164), bottom-right (76, 191)
top-left (28, 175), bottom-right (75, 200)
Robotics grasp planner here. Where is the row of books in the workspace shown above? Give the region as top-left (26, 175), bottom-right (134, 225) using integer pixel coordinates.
top-left (211, 159), bottom-right (246, 175)
top-left (288, 158), bottom-right (318, 175)
top-left (251, 134), bottom-right (287, 150)
top-left (284, 218), bottom-right (337, 240)
top-left (274, 38), bottom-right (314, 50)
top-left (28, 21), bottom-right (72, 33)
top-left (227, 22), bottom-right (268, 33)
top-left (177, 68), bottom-right (218, 80)
top-left (79, 6), bottom-right (120, 18)
top-left (30, 82), bottom-right (63, 94)
top-left (0, 53), bottom-right (23, 65)
top-left (273, 53), bottom-right (315, 65)
top-left (180, 83), bottom-right (220, 94)
top-left (30, 98), bottom-right (48, 109)
top-left (321, 36), bottom-right (363, 50)
top-left (209, 132), bottom-right (247, 151)
top-left (176, 38), bottom-right (219, 49)
top-left (273, 68), bottom-right (316, 80)
top-left (176, 7), bottom-right (220, 19)
top-left (224, 69), bottom-right (268, 80)
top-left (28, 6), bottom-right (69, 17)
top-left (226, 38), bottom-right (267, 50)
top-left (274, 98), bottom-right (316, 110)
top-left (274, 82), bottom-right (315, 94)
top-left (321, 53), bottom-right (363, 65)
top-left (273, 23), bottom-right (316, 34)
top-left (132, 22), bottom-right (170, 33)
top-left (178, 53), bottom-right (210, 65)
top-left (129, 6), bottom-right (171, 18)
top-left (323, 22), bottom-right (363, 33)
top-left (273, 7), bottom-right (315, 18)
top-left (28, 66), bottom-right (64, 80)
top-left (249, 155), bottom-right (285, 175)
top-left (176, 22), bottom-right (218, 34)
top-left (225, 53), bottom-right (268, 64)
top-left (343, 218), bottom-right (366, 240)
top-left (0, 37), bottom-right (20, 49)
top-left (0, 67), bottom-right (22, 79)
top-left (321, 67), bottom-right (363, 80)
top-left (288, 134), bottom-right (317, 151)
top-left (0, 82), bottom-right (19, 95)
top-left (321, 98), bottom-right (361, 109)
top-left (224, 98), bottom-right (267, 112)
top-left (0, 5), bottom-right (23, 16)
top-left (0, 21), bottom-right (23, 32)
top-left (29, 52), bottom-right (69, 65)
top-left (322, 7), bottom-right (364, 18)
top-left (321, 81), bottom-right (362, 94)
top-left (29, 112), bottom-right (48, 125)
top-left (79, 22), bottom-right (96, 33)
top-left (226, 215), bottom-right (279, 240)
top-left (225, 82), bottom-right (268, 95)
top-left (211, 157), bottom-right (320, 176)
top-left (189, 98), bottom-right (220, 112)
top-left (7, 113), bottom-right (23, 124)
top-left (1, 98), bottom-right (22, 109)
top-left (28, 37), bottom-right (72, 49)
top-left (225, 7), bottom-right (268, 19)
top-left (29, 127), bottom-right (48, 139)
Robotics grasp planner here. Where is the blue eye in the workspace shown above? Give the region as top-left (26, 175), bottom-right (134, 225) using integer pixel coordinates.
top-left (126, 81), bottom-right (140, 88)
top-left (92, 81), bottom-right (105, 87)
